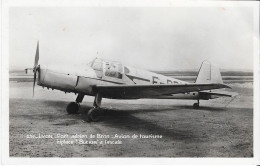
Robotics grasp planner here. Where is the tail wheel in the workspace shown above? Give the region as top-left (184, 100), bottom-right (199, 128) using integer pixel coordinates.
top-left (87, 107), bottom-right (100, 122)
top-left (193, 103), bottom-right (199, 109)
top-left (66, 102), bottom-right (79, 114)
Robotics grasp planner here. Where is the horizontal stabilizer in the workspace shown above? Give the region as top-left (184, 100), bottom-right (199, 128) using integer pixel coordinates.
top-left (199, 91), bottom-right (238, 98)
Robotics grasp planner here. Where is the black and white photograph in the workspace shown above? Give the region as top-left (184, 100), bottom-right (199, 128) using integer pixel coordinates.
top-left (1, 0), bottom-right (260, 165)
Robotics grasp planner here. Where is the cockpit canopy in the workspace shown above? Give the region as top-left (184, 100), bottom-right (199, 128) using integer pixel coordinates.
top-left (90, 58), bottom-right (123, 79)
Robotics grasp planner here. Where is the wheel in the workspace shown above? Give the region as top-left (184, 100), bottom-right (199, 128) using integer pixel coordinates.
top-left (66, 102), bottom-right (79, 114)
top-left (193, 103), bottom-right (199, 109)
top-left (87, 107), bottom-right (100, 122)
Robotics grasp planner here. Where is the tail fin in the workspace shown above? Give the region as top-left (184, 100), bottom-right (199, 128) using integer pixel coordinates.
top-left (195, 61), bottom-right (223, 84)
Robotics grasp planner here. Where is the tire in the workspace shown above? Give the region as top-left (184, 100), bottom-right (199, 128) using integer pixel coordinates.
top-left (66, 102), bottom-right (79, 114)
top-left (193, 103), bottom-right (199, 109)
top-left (87, 108), bottom-right (100, 122)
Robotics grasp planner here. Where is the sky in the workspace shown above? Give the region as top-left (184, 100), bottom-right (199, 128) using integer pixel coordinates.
top-left (9, 7), bottom-right (254, 71)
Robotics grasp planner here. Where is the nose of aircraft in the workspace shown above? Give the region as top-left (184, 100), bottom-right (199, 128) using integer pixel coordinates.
top-left (37, 65), bottom-right (47, 85)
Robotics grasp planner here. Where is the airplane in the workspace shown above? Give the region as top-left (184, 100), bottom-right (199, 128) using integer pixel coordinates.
top-left (28, 41), bottom-right (233, 122)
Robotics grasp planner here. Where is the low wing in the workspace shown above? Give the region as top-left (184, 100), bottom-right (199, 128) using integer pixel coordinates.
top-left (93, 83), bottom-right (231, 99)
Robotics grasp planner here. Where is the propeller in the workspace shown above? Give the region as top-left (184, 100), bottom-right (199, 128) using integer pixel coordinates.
top-left (33, 41), bottom-right (40, 96)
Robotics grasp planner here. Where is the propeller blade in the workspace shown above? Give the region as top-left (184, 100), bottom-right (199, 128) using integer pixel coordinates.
top-left (33, 70), bottom-right (37, 96)
top-left (33, 41), bottom-right (39, 96)
top-left (34, 41), bottom-right (39, 70)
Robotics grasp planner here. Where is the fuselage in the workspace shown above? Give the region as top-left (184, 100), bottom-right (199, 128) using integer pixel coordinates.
top-left (37, 58), bottom-right (201, 100)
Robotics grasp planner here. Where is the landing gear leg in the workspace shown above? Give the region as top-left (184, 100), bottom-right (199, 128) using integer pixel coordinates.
top-left (66, 93), bottom-right (84, 114)
top-left (87, 93), bottom-right (102, 122)
top-left (193, 100), bottom-right (200, 109)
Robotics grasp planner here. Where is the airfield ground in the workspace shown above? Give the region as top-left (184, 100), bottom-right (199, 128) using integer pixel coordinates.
top-left (9, 77), bottom-right (253, 157)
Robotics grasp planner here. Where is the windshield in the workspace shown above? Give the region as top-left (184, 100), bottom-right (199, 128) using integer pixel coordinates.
top-left (86, 58), bottom-right (97, 67)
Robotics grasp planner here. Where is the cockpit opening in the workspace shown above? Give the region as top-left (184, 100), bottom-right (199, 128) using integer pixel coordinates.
top-left (90, 58), bottom-right (123, 79)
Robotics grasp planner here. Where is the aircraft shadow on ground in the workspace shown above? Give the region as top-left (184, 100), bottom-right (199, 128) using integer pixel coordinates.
top-left (77, 105), bottom-right (198, 141)
top-left (172, 105), bottom-right (227, 112)
top-left (41, 99), bottom-right (228, 117)
top-left (39, 100), bottom-right (199, 140)
top-left (73, 102), bottom-right (226, 141)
